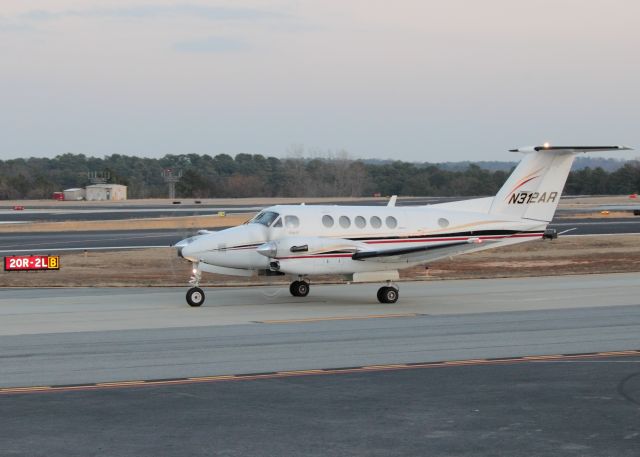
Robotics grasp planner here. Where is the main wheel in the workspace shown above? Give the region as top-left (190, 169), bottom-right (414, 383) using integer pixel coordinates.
top-left (186, 287), bottom-right (205, 307)
top-left (289, 281), bottom-right (310, 297)
top-left (377, 286), bottom-right (399, 304)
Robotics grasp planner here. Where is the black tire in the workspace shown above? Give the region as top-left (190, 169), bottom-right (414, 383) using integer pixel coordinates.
top-left (289, 281), bottom-right (300, 296)
top-left (186, 287), bottom-right (205, 307)
top-left (290, 281), bottom-right (310, 297)
top-left (378, 286), bottom-right (399, 304)
top-left (297, 281), bottom-right (310, 297)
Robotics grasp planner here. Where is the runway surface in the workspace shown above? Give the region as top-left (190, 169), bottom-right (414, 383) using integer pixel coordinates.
top-left (1, 217), bottom-right (639, 255)
top-left (2, 273), bottom-right (640, 456)
top-left (4, 196), bottom-right (633, 223)
top-left (0, 197), bottom-right (451, 222)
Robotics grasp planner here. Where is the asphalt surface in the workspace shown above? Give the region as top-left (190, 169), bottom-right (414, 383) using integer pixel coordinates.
top-left (1, 274), bottom-right (640, 456)
top-left (2, 274), bottom-right (640, 386)
top-left (0, 197), bottom-right (451, 222)
top-left (0, 216), bottom-right (638, 255)
top-left (1, 356), bottom-right (639, 457)
top-left (0, 228), bottom-right (186, 254)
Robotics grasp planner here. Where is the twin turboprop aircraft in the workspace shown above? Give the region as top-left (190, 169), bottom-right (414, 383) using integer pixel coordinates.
top-left (175, 145), bottom-right (630, 307)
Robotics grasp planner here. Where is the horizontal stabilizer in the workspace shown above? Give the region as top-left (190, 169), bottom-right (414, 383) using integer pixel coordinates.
top-left (509, 145), bottom-right (632, 153)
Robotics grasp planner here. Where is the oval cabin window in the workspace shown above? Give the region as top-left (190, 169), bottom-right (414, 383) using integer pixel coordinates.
top-left (339, 216), bottom-right (351, 228)
top-left (438, 217), bottom-right (450, 228)
top-left (370, 216), bottom-right (382, 228)
top-left (322, 215), bottom-right (334, 228)
top-left (355, 216), bottom-right (366, 228)
top-left (386, 216), bottom-right (398, 229)
top-left (285, 215), bottom-right (300, 228)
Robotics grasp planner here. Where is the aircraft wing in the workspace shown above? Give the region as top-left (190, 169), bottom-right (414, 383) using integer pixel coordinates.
top-left (352, 239), bottom-right (495, 264)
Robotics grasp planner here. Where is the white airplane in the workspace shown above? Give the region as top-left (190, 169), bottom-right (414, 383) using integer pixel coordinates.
top-left (175, 144), bottom-right (630, 307)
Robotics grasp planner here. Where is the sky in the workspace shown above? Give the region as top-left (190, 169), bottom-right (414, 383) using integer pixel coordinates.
top-left (1, 0), bottom-right (639, 161)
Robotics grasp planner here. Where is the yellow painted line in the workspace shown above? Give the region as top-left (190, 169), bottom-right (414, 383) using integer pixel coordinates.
top-left (3, 350), bottom-right (640, 396)
top-left (276, 370), bottom-right (326, 375)
top-left (187, 375), bottom-right (236, 382)
top-left (597, 350), bottom-right (640, 356)
top-left (95, 381), bottom-right (146, 387)
top-left (259, 313), bottom-right (420, 324)
top-left (0, 386), bottom-right (52, 392)
top-left (522, 355), bottom-right (564, 360)
top-left (143, 379), bottom-right (200, 386)
top-left (443, 359), bottom-right (490, 366)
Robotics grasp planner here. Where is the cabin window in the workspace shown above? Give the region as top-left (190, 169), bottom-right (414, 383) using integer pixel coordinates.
top-left (272, 218), bottom-right (283, 228)
top-left (370, 216), bottom-right (382, 228)
top-left (355, 216), bottom-right (366, 228)
top-left (339, 216), bottom-right (351, 228)
top-left (438, 217), bottom-right (450, 228)
top-left (385, 216), bottom-right (398, 229)
top-left (250, 211), bottom-right (280, 227)
top-left (285, 215), bottom-right (300, 229)
top-left (322, 215), bottom-right (334, 228)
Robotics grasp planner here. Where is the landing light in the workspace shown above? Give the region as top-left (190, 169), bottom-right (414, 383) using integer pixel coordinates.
top-left (543, 142), bottom-right (550, 148)
top-left (192, 268), bottom-right (198, 274)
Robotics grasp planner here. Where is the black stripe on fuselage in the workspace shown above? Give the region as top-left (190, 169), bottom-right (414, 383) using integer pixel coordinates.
top-left (219, 230), bottom-right (543, 251)
top-left (345, 229), bottom-right (541, 241)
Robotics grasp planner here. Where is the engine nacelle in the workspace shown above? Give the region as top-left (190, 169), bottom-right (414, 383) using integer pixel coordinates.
top-left (256, 236), bottom-right (361, 259)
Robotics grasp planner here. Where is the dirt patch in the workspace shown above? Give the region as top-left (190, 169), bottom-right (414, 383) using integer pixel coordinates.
top-left (557, 211), bottom-right (636, 219)
top-left (2, 235), bottom-right (639, 287)
top-left (0, 214), bottom-right (252, 233)
top-left (414, 234), bottom-right (640, 280)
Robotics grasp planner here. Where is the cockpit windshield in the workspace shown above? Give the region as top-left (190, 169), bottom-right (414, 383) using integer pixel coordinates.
top-left (249, 211), bottom-right (280, 227)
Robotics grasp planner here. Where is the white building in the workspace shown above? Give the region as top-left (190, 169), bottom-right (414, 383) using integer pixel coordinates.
top-left (63, 188), bottom-right (85, 200)
top-left (85, 184), bottom-right (127, 201)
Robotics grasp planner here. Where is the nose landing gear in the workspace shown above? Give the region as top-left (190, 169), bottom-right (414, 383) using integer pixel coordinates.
top-left (186, 287), bottom-right (205, 307)
top-left (186, 263), bottom-right (205, 307)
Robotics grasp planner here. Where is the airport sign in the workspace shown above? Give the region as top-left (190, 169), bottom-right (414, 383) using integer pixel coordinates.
top-left (4, 255), bottom-right (60, 272)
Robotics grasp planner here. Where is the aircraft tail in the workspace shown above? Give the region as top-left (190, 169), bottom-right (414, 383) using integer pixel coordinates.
top-left (489, 145), bottom-right (631, 222)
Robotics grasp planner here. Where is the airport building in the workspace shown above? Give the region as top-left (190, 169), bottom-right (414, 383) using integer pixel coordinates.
top-left (62, 188), bottom-right (85, 201)
top-left (85, 184), bottom-right (128, 201)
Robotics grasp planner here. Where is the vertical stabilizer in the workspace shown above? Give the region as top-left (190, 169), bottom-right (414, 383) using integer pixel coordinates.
top-left (489, 145), bottom-right (630, 222)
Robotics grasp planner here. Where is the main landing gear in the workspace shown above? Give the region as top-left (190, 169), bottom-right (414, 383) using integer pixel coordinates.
top-left (377, 283), bottom-right (399, 304)
top-left (289, 278), bottom-right (310, 297)
top-left (186, 263), bottom-right (205, 307)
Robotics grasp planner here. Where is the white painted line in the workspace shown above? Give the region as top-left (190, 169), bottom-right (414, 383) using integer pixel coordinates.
top-left (0, 246), bottom-right (168, 253)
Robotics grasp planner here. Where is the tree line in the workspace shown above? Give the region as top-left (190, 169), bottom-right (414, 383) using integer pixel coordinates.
top-left (0, 153), bottom-right (638, 200)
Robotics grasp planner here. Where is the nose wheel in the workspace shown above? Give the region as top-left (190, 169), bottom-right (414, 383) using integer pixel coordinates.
top-left (185, 263), bottom-right (205, 307)
top-left (290, 280), bottom-right (310, 297)
top-left (186, 287), bottom-right (205, 307)
top-left (377, 286), bottom-right (399, 303)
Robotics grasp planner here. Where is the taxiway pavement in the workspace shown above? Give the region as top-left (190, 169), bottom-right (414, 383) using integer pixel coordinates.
top-left (1, 273), bottom-right (639, 388)
top-left (2, 355), bottom-right (639, 457)
top-left (2, 273), bottom-right (639, 456)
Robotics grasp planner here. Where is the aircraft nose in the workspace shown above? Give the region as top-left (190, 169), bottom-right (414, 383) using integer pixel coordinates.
top-left (174, 235), bottom-right (199, 261)
top-left (256, 241), bottom-right (276, 258)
